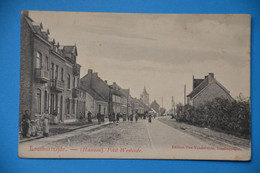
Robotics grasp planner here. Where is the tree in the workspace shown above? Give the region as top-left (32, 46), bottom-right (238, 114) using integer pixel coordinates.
top-left (159, 107), bottom-right (166, 116)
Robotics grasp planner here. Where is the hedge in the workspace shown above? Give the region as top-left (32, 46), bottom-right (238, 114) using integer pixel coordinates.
top-left (175, 97), bottom-right (251, 139)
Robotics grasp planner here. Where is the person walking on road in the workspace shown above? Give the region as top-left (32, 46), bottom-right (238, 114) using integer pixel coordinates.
top-left (148, 113), bottom-right (152, 123)
top-left (112, 112), bottom-right (116, 123)
top-left (116, 112), bottom-right (120, 123)
top-left (134, 112), bottom-right (138, 122)
top-left (87, 111), bottom-right (92, 123)
top-left (97, 112), bottom-right (101, 124)
top-left (123, 112), bottom-right (126, 121)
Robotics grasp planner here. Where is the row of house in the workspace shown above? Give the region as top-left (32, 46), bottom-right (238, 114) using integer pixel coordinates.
top-left (20, 11), bottom-right (86, 123)
top-left (20, 11), bottom-right (151, 123)
top-left (80, 69), bottom-right (151, 118)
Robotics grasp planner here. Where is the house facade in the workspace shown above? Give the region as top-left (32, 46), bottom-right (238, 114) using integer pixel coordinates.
top-left (110, 82), bottom-right (130, 115)
top-left (20, 11), bottom-right (84, 123)
top-left (81, 83), bottom-right (108, 117)
top-left (187, 73), bottom-right (234, 107)
top-left (80, 69), bottom-right (109, 116)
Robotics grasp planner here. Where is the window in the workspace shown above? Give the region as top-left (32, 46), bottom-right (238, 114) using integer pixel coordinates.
top-left (50, 94), bottom-right (54, 114)
top-left (67, 74), bottom-right (71, 89)
top-left (66, 99), bottom-right (70, 114)
top-left (44, 91), bottom-right (48, 113)
top-left (55, 65), bottom-right (58, 80)
top-left (36, 89), bottom-right (41, 114)
top-left (45, 56), bottom-right (48, 70)
top-left (99, 104), bottom-right (101, 113)
top-left (61, 68), bottom-right (64, 81)
top-left (72, 99), bottom-right (75, 114)
top-left (73, 76), bottom-right (76, 88)
top-left (36, 52), bottom-right (42, 68)
top-left (51, 63), bottom-right (55, 80)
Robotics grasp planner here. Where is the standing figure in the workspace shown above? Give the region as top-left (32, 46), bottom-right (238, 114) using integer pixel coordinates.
top-left (101, 114), bottom-right (105, 123)
top-left (116, 113), bottom-right (120, 123)
top-left (130, 113), bottom-right (133, 122)
top-left (21, 110), bottom-right (31, 138)
top-left (87, 111), bottom-right (92, 123)
top-left (112, 112), bottom-right (116, 123)
top-left (123, 112), bottom-right (126, 121)
top-left (42, 110), bottom-right (50, 137)
top-left (148, 113), bottom-right (152, 123)
top-left (97, 112), bottom-right (101, 124)
top-left (134, 112), bottom-right (138, 122)
top-left (108, 113), bottom-right (112, 123)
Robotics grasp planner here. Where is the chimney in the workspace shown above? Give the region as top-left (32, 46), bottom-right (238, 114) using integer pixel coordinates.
top-left (208, 73), bottom-right (214, 83)
top-left (88, 69), bottom-right (93, 74)
top-left (209, 73), bottom-right (214, 78)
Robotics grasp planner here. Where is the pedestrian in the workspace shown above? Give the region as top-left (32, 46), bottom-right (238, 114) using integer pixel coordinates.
top-left (21, 110), bottom-right (31, 138)
top-left (97, 112), bottom-right (101, 124)
top-left (130, 113), bottom-right (133, 122)
top-left (101, 114), bottom-right (105, 123)
top-left (135, 112), bottom-right (138, 122)
top-left (116, 113), bottom-right (120, 123)
top-left (123, 112), bottom-right (126, 121)
top-left (148, 113), bottom-right (152, 123)
top-left (87, 111), bottom-right (92, 123)
top-left (42, 110), bottom-right (50, 137)
top-left (108, 113), bottom-right (112, 123)
top-left (112, 112), bottom-right (116, 123)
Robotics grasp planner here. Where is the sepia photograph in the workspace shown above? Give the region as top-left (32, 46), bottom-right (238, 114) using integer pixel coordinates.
top-left (19, 11), bottom-right (251, 160)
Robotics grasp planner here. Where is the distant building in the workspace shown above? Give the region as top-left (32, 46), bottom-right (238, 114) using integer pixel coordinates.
top-left (187, 73), bottom-right (233, 107)
top-left (150, 100), bottom-right (160, 113)
top-left (81, 84), bottom-right (108, 117)
top-left (80, 69), bottom-right (109, 116)
top-left (131, 97), bottom-right (151, 114)
top-left (110, 82), bottom-right (130, 115)
top-left (20, 11), bottom-right (84, 123)
top-left (140, 86), bottom-right (149, 106)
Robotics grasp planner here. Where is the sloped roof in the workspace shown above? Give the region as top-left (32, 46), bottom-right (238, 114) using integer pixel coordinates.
top-left (193, 79), bottom-right (204, 89)
top-left (63, 46), bottom-right (78, 56)
top-left (81, 85), bottom-right (107, 102)
top-left (187, 75), bottom-right (233, 100)
top-left (187, 77), bottom-right (209, 98)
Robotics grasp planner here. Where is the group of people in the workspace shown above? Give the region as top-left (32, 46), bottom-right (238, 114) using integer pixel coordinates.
top-left (21, 110), bottom-right (50, 139)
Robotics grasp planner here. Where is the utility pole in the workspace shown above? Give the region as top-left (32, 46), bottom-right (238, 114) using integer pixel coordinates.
top-left (171, 96), bottom-right (175, 114)
top-left (184, 84), bottom-right (186, 105)
top-left (161, 97), bottom-right (164, 108)
top-left (183, 84), bottom-right (186, 116)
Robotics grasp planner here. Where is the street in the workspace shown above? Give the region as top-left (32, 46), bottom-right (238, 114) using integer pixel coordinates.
top-left (19, 117), bottom-right (250, 160)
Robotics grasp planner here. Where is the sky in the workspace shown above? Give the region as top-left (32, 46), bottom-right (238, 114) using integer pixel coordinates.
top-left (29, 11), bottom-right (251, 109)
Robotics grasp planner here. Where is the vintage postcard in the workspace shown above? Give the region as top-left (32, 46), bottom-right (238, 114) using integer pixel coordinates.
top-left (19, 11), bottom-right (251, 160)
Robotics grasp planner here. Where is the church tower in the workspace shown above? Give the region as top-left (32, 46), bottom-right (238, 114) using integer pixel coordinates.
top-left (140, 86), bottom-right (150, 106)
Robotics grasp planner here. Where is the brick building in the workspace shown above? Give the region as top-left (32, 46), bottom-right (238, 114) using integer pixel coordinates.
top-left (187, 73), bottom-right (234, 107)
top-left (80, 69), bottom-right (110, 116)
top-left (109, 82), bottom-right (130, 115)
top-left (81, 82), bottom-right (108, 117)
top-left (20, 11), bottom-right (85, 123)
